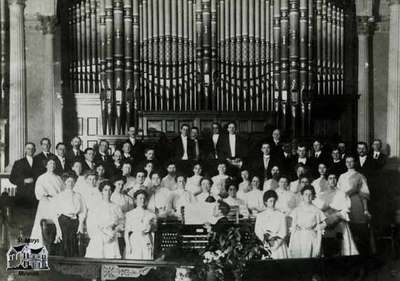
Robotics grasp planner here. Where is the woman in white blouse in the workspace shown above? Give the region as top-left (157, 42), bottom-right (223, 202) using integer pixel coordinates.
top-left (255, 190), bottom-right (288, 259)
top-left (170, 175), bottom-right (195, 219)
top-left (186, 163), bottom-right (203, 196)
top-left (245, 176), bottom-right (264, 215)
top-left (85, 180), bottom-right (125, 259)
top-left (53, 172), bottom-right (86, 256)
top-left (125, 189), bottom-right (157, 259)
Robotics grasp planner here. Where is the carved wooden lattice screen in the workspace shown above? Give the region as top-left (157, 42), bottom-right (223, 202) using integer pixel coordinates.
top-left (66, 0), bottom-right (346, 136)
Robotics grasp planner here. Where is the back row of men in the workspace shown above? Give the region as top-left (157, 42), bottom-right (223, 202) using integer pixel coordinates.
top-left (9, 122), bottom-right (386, 202)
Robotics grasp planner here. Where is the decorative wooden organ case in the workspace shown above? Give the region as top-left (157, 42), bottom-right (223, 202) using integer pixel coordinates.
top-left (61, 0), bottom-right (355, 139)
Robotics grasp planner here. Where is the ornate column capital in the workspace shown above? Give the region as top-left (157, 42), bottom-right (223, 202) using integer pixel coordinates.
top-left (357, 16), bottom-right (375, 35)
top-left (7, 0), bottom-right (26, 7)
top-left (388, 0), bottom-right (400, 6)
top-left (37, 15), bottom-right (57, 34)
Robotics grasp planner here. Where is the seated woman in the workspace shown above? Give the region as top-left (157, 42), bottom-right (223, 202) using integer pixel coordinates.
top-left (170, 175), bottom-right (195, 219)
top-left (128, 170), bottom-right (147, 197)
top-left (85, 180), bottom-right (125, 259)
top-left (237, 169), bottom-right (251, 201)
top-left (263, 166), bottom-right (280, 192)
top-left (223, 183), bottom-right (249, 218)
top-left (186, 163), bottom-right (203, 196)
top-left (53, 172), bottom-right (86, 257)
top-left (311, 163), bottom-right (329, 196)
top-left (196, 178), bottom-right (218, 202)
top-left (255, 190), bottom-right (288, 259)
top-left (289, 185), bottom-right (326, 258)
top-left (211, 162), bottom-right (231, 198)
top-left (244, 176), bottom-right (265, 215)
top-left (125, 190), bottom-right (157, 260)
top-left (275, 175), bottom-right (301, 215)
top-left (147, 171), bottom-right (172, 217)
top-left (30, 158), bottom-right (64, 251)
top-left (95, 163), bottom-right (108, 185)
top-left (111, 175), bottom-right (134, 213)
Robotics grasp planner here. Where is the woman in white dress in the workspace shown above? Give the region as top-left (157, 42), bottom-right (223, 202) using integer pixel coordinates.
top-left (85, 180), bottom-right (125, 259)
top-left (237, 169), bottom-right (251, 201)
top-left (255, 190), bottom-right (288, 259)
top-left (311, 163), bottom-right (329, 196)
top-left (211, 162), bottom-right (231, 198)
top-left (30, 158), bottom-right (64, 247)
top-left (186, 163), bottom-right (203, 196)
top-left (125, 190), bottom-right (157, 260)
top-left (245, 176), bottom-right (264, 215)
top-left (289, 185), bottom-right (326, 258)
top-left (275, 175), bottom-right (300, 215)
top-left (170, 175), bottom-right (195, 219)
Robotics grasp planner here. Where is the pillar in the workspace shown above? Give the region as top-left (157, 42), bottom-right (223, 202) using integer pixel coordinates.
top-left (7, 0), bottom-right (26, 168)
top-left (37, 15), bottom-right (62, 150)
top-left (356, 16), bottom-right (372, 143)
top-left (387, 0), bottom-right (400, 158)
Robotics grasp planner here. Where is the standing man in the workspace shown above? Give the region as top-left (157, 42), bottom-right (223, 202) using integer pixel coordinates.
top-left (54, 142), bottom-right (71, 175)
top-left (66, 136), bottom-right (84, 165)
top-left (125, 126), bottom-right (145, 162)
top-left (328, 148), bottom-right (346, 179)
top-left (270, 129), bottom-right (283, 158)
top-left (370, 139), bottom-right (386, 170)
top-left (172, 124), bottom-right (195, 175)
top-left (95, 140), bottom-right (112, 165)
top-left (190, 127), bottom-right (204, 162)
top-left (252, 142), bottom-right (276, 180)
top-left (81, 148), bottom-right (96, 173)
top-left (33, 137), bottom-right (55, 178)
top-left (9, 143), bottom-right (38, 207)
top-left (355, 142), bottom-right (375, 177)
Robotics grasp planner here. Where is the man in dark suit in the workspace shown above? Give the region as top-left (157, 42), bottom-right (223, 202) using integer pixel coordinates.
top-left (309, 139), bottom-right (330, 178)
top-left (327, 148), bottom-right (346, 179)
top-left (337, 141), bottom-right (348, 161)
top-left (125, 126), bottom-right (145, 162)
top-left (270, 129), bottom-right (283, 158)
top-left (371, 139), bottom-right (386, 170)
top-left (202, 122), bottom-right (222, 175)
top-left (95, 140), bottom-right (112, 165)
top-left (9, 143), bottom-right (38, 207)
top-left (54, 142), bottom-right (71, 175)
top-left (278, 142), bottom-right (295, 178)
top-left (121, 141), bottom-right (137, 168)
top-left (355, 142), bottom-right (375, 177)
top-left (81, 148), bottom-right (96, 173)
top-left (293, 143), bottom-right (310, 168)
top-left (190, 126), bottom-right (207, 162)
top-left (137, 148), bottom-right (161, 173)
top-left (252, 142), bottom-right (277, 180)
top-left (172, 124), bottom-right (195, 175)
top-left (66, 136), bottom-right (84, 165)
top-left (33, 137), bottom-right (56, 178)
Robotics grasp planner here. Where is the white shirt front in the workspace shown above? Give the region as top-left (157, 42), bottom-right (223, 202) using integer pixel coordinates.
top-left (212, 134), bottom-right (219, 148)
top-left (73, 148), bottom-right (80, 157)
top-left (57, 155), bottom-right (65, 169)
top-left (85, 160), bottom-right (94, 170)
top-left (26, 156), bottom-right (33, 167)
top-left (298, 157), bottom-right (307, 164)
top-left (263, 155), bottom-right (270, 170)
top-left (315, 151), bottom-right (321, 158)
top-left (373, 152), bottom-right (380, 159)
top-left (229, 134), bottom-right (236, 158)
top-left (359, 155), bottom-right (367, 167)
top-left (181, 135), bottom-right (188, 160)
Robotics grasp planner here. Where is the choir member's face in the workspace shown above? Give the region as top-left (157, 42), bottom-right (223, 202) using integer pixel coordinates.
top-left (296, 166), bottom-right (305, 178)
top-left (272, 130), bottom-right (280, 140)
top-left (167, 164), bottom-right (176, 174)
top-left (300, 177), bottom-right (310, 188)
top-left (357, 144), bottom-right (367, 156)
top-left (64, 177), bottom-right (75, 190)
top-left (217, 164), bottom-right (226, 174)
top-left (136, 172), bottom-right (145, 184)
top-left (261, 144), bottom-right (271, 155)
top-left (282, 143), bottom-right (291, 153)
top-left (114, 180), bottom-right (124, 193)
top-left (128, 127), bottom-right (136, 138)
top-left (145, 149), bottom-right (155, 160)
top-left (122, 164), bottom-right (132, 176)
top-left (297, 146), bottom-right (306, 158)
top-left (278, 178), bottom-right (289, 190)
top-left (113, 150), bottom-right (122, 161)
top-left (372, 140), bottom-right (381, 152)
top-left (338, 143), bottom-right (346, 153)
top-left (302, 189), bottom-right (313, 203)
top-left (72, 162), bottom-right (82, 176)
top-left (251, 177), bottom-right (260, 189)
top-left (85, 150), bottom-right (95, 162)
top-left (122, 143), bottom-right (131, 153)
top-left (99, 141), bottom-right (109, 153)
top-left (271, 166), bottom-right (280, 178)
top-left (228, 185), bottom-right (237, 198)
top-left (345, 157), bottom-right (355, 169)
top-left (86, 175), bottom-right (97, 187)
top-left (181, 125), bottom-right (189, 137)
top-left (191, 129), bottom-right (199, 139)
top-left (327, 175), bottom-right (337, 188)
top-left (56, 144), bottom-right (66, 157)
top-left (331, 149), bottom-right (340, 161)
top-left (265, 197), bottom-right (276, 209)
top-left (151, 174), bottom-right (161, 187)
top-left (96, 165), bottom-right (105, 177)
top-left (313, 141), bottom-right (322, 152)
top-left (136, 193), bottom-right (147, 208)
top-left (177, 176), bottom-right (186, 189)
top-left (41, 139), bottom-right (51, 153)
top-left (145, 163), bottom-right (154, 173)
top-left (227, 123), bottom-right (236, 134)
top-left (25, 144), bottom-right (36, 157)
top-left (71, 137), bottom-right (81, 148)
top-left (46, 159), bottom-right (56, 173)
top-left (212, 124), bottom-right (220, 134)
top-left (193, 164), bottom-right (202, 175)
top-left (201, 179), bottom-right (211, 192)
top-left (102, 185), bottom-right (112, 201)
top-left (318, 164), bottom-right (327, 176)
top-left (241, 170), bottom-right (249, 180)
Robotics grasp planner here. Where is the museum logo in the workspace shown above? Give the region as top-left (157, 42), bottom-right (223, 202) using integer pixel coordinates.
top-left (6, 243), bottom-right (49, 271)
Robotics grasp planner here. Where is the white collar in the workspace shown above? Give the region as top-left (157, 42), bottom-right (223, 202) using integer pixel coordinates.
top-left (263, 154), bottom-right (270, 159)
top-left (359, 155), bottom-right (367, 159)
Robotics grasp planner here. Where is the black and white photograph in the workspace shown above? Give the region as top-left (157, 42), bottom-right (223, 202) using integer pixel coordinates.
top-left (0, 0), bottom-right (399, 280)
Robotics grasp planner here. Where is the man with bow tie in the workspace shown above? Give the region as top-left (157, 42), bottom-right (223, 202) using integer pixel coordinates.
top-left (81, 148), bottom-right (96, 173)
top-left (66, 136), bottom-right (84, 165)
top-left (371, 139), bottom-right (386, 170)
top-left (33, 137), bottom-right (55, 178)
top-left (54, 142), bottom-right (71, 175)
top-left (123, 126), bottom-right (145, 163)
top-left (252, 142), bottom-right (277, 180)
top-left (309, 139), bottom-right (329, 178)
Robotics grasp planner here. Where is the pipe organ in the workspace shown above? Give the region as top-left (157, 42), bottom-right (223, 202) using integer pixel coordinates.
top-left (65, 0), bottom-right (348, 136)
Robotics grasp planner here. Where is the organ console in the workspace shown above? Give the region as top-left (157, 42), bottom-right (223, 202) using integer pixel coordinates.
top-left (64, 0), bottom-right (350, 137)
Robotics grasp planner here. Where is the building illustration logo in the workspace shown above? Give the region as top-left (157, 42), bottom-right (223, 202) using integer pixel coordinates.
top-left (6, 243), bottom-right (49, 271)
